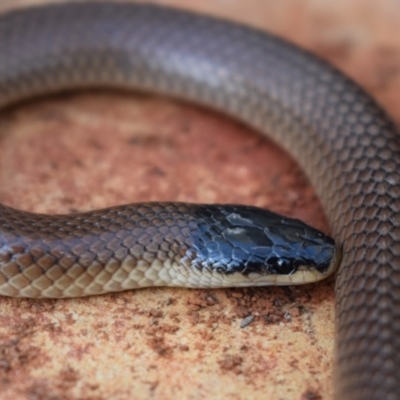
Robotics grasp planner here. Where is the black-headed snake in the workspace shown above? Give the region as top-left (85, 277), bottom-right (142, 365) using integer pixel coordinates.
top-left (0, 3), bottom-right (399, 399)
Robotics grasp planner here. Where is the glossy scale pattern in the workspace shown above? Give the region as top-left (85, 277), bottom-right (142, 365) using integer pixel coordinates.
top-left (0, 202), bottom-right (336, 297)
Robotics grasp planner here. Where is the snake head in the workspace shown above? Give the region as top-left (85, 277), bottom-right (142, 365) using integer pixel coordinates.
top-left (186, 204), bottom-right (341, 287)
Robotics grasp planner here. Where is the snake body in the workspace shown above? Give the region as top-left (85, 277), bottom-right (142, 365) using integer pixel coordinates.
top-left (0, 3), bottom-right (399, 400)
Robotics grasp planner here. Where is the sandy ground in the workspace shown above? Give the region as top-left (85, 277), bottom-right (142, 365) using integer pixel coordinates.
top-left (0, 1), bottom-right (399, 399)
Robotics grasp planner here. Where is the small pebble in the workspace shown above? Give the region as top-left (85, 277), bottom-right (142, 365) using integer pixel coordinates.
top-left (240, 315), bottom-right (254, 328)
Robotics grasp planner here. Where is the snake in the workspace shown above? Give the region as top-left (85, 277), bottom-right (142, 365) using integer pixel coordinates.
top-left (0, 2), bottom-right (399, 400)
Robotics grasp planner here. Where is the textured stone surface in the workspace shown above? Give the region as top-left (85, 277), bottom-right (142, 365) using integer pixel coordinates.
top-left (0, 1), bottom-right (399, 400)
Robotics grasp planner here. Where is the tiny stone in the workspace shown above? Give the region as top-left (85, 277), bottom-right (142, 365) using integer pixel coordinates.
top-left (240, 315), bottom-right (254, 328)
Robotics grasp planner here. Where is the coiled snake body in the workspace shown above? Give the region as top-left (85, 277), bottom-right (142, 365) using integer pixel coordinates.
top-left (0, 3), bottom-right (399, 400)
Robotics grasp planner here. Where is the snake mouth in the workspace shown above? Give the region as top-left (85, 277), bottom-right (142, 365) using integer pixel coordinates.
top-left (247, 243), bottom-right (342, 286)
top-left (179, 243), bottom-right (342, 288)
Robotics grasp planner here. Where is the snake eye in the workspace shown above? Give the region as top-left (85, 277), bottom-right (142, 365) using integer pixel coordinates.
top-left (268, 257), bottom-right (295, 275)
